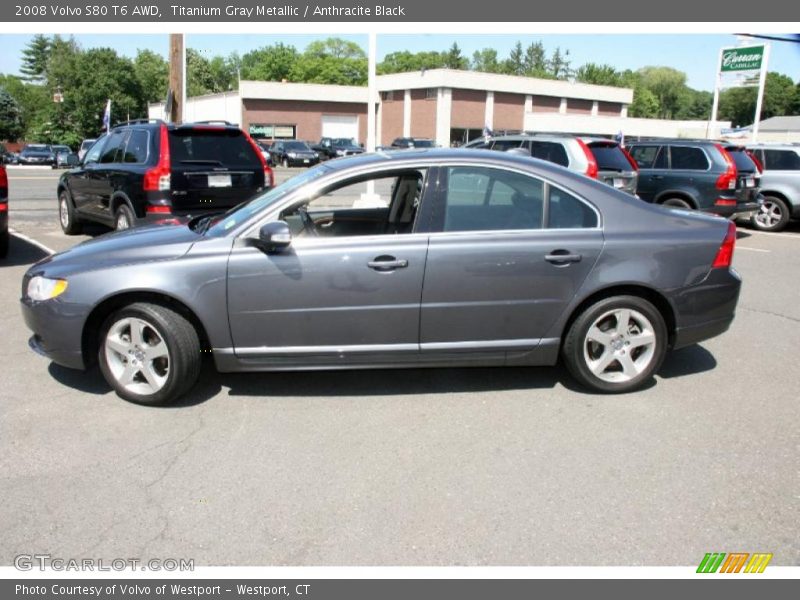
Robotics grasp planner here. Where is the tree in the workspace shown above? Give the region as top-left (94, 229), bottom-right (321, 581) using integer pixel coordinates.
top-left (134, 49), bottom-right (169, 104)
top-left (0, 86), bottom-right (23, 140)
top-left (443, 43), bottom-right (468, 70)
top-left (719, 72), bottom-right (798, 127)
top-left (19, 34), bottom-right (51, 83)
top-left (378, 50), bottom-right (447, 74)
top-left (240, 43), bottom-right (298, 81)
top-left (548, 47), bottom-right (572, 80)
top-left (575, 63), bottom-right (623, 87)
top-left (290, 38), bottom-right (367, 85)
top-left (187, 48), bottom-right (216, 96)
top-left (637, 66), bottom-right (687, 118)
top-left (628, 87), bottom-right (660, 118)
top-left (471, 49), bottom-right (502, 74)
top-left (523, 42), bottom-right (548, 78)
top-left (504, 42), bottom-right (525, 76)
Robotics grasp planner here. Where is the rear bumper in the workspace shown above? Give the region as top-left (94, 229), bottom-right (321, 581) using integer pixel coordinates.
top-left (669, 267), bottom-right (742, 350)
top-left (707, 200), bottom-right (761, 218)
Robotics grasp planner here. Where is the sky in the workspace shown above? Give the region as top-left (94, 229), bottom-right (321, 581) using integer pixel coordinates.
top-left (1, 33), bottom-right (798, 91)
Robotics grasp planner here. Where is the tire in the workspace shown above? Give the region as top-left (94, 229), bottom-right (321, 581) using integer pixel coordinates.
top-left (751, 196), bottom-right (790, 232)
top-left (282, 158), bottom-right (289, 169)
top-left (0, 230), bottom-right (8, 259)
top-left (58, 189), bottom-right (83, 235)
top-left (98, 302), bottom-right (201, 405)
top-left (660, 197), bottom-right (692, 210)
top-left (114, 203), bottom-right (135, 231)
top-left (562, 295), bottom-right (668, 394)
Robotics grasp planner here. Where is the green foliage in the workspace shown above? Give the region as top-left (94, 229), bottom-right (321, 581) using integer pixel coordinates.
top-left (240, 43), bottom-right (298, 81)
top-left (471, 49), bottom-right (502, 74)
top-left (20, 34), bottom-right (51, 83)
top-left (637, 66), bottom-right (687, 119)
top-left (134, 49), bottom-right (169, 104)
top-left (718, 71), bottom-right (798, 126)
top-left (0, 86), bottom-right (24, 140)
top-left (575, 63), bottom-right (625, 87)
top-left (289, 38), bottom-right (367, 85)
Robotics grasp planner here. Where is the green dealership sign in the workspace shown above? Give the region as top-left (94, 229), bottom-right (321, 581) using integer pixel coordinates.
top-left (720, 46), bottom-right (765, 72)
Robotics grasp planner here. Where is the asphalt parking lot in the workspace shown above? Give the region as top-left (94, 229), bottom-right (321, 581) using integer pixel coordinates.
top-left (1, 166), bottom-right (798, 566)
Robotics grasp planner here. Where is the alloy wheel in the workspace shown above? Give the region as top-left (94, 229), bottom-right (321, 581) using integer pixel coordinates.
top-left (583, 308), bottom-right (657, 383)
top-left (754, 199), bottom-right (784, 229)
top-left (104, 317), bottom-right (171, 396)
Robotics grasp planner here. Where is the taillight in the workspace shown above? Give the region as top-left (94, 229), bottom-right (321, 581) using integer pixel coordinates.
top-left (0, 166), bottom-right (7, 189)
top-left (714, 144), bottom-right (738, 191)
top-left (146, 205), bottom-right (172, 214)
top-left (576, 139), bottom-right (598, 179)
top-left (143, 124), bottom-right (171, 192)
top-left (746, 150), bottom-right (763, 174)
top-left (621, 146), bottom-right (639, 171)
top-left (714, 199), bottom-right (737, 207)
top-left (243, 131), bottom-right (275, 188)
top-left (712, 221), bottom-right (737, 269)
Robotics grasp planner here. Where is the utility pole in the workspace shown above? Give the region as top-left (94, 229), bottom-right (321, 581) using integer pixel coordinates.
top-left (168, 34), bottom-right (184, 123)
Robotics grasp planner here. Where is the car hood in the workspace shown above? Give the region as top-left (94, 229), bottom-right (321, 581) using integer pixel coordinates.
top-left (31, 225), bottom-right (200, 276)
top-left (22, 151), bottom-right (52, 157)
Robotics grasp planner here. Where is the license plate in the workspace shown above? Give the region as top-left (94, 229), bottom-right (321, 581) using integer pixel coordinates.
top-left (207, 174), bottom-right (232, 188)
top-left (303, 159), bottom-right (310, 164)
top-left (613, 178), bottom-right (625, 188)
top-left (746, 178), bottom-right (756, 188)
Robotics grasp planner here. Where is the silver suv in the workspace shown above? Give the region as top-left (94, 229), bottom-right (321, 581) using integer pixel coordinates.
top-left (745, 143), bottom-right (800, 232)
top-left (464, 133), bottom-right (639, 195)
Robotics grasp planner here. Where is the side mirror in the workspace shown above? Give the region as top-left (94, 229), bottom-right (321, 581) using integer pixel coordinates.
top-left (258, 220), bottom-right (292, 252)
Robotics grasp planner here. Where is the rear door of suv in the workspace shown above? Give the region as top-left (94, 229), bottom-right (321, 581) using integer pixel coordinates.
top-left (585, 140), bottom-right (638, 195)
top-left (168, 125), bottom-right (265, 213)
top-left (724, 145), bottom-right (761, 207)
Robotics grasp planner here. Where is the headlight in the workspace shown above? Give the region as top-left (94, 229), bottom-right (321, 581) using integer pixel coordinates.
top-left (27, 276), bottom-right (68, 301)
top-left (313, 152), bottom-right (319, 158)
top-left (335, 149), bottom-right (345, 156)
top-left (288, 152), bottom-right (297, 158)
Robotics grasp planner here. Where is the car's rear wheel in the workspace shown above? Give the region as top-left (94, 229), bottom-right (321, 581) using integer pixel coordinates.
top-left (58, 190), bottom-right (83, 235)
top-left (661, 197), bottom-right (692, 209)
top-left (562, 295), bottom-right (668, 393)
top-left (98, 302), bottom-right (201, 405)
top-left (751, 196), bottom-right (790, 232)
top-left (114, 204), bottom-right (135, 231)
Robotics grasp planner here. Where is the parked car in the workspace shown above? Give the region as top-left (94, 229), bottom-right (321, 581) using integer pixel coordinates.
top-left (256, 141), bottom-right (274, 166)
top-left (18, 144), bottom-right (54, 166)
top-left (269, 140), bottom-right (320, 168)
top-left (0, 164), bottom-right (8, 258)
top-left (3, 152), bottom-right (20, 165)
top-left (56, 119), bottom-right (274, 234)
top-left (77, 138), bottom-right (97, 161)
top-left (23, 149), bottom-right (741, 405)
top-left (744, 144), bottom-right (800, 232)
top-left (390, 137), bottom-right (436, 149)
top-left (465, 133), bottom-right (639, 195)
top-left (313, 137), bottom-right (364, 160)
top-left (51, 145), bottom-right (78, 169)
top-left (627, 139), bottom-right (761, 218)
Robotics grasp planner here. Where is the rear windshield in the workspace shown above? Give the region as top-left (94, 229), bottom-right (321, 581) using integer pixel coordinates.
top-left (529, 141), bottom-right (570, 167)
top-left (412, 139), bottom-right (434, 148)
top-left (587, 142), bottom-right (632, 171)
top-left (726, 148), bottom-right (758, 173)
top-left (169, 129), bottom-right (260, 168)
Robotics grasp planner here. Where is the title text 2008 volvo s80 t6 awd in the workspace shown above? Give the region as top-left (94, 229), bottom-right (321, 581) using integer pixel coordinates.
top-left (22, 150), bottom-right (741, 405)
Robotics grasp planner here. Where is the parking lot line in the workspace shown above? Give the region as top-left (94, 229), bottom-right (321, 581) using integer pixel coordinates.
top-left (737, 247), bottom-right (771, 253)
top-left (737, 227), bottom-right (800, 241)
top-left (9, 229), bottom-right (56, 255)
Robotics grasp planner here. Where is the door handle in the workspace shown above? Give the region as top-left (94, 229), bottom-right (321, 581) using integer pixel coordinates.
top-left (651, 175), bottom-right (664, 180)
top-left (368, 256), bottom-right (408, 271)
top-left (545, 251), bottom-right (582, 265)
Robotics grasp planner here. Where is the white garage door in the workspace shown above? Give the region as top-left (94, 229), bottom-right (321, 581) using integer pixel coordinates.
top-left (321, 115), bottom-right (359, 140)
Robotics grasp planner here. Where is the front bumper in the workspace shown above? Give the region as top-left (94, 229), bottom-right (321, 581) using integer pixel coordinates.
top-left (21, 297), bottom-right (88, 370)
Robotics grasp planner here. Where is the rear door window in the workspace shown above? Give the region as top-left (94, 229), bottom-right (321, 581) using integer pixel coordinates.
top-left (528, 141), bottom-right (569, 167)
top-left (169, 129), bottom-right (261, 168)
top-left (122, 130), bottom-right (150, 164)
top-left (669, 146), bottom-right (709, 170)
top-left (629, 145), bottom-right (661, 169)
top-left (548, 187), bottom-right (598, 229)
top-left (587, 142), bottom-right (633, 171)
top-left (762, 149), bottom-right (800, 170)
top-left (99, 131), bottom-right (129, 164)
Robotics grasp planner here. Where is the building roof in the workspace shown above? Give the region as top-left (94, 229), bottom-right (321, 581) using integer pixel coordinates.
top-left (756, 116), bottom-right (800, 132)
top-left (375, 69), bottom-right (633, 104)
top-left (239, 80), bottom-right (369, 103)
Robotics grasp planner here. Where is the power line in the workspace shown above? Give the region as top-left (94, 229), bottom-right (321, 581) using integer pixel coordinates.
top-left (735, 33), bottom-right (800, 44)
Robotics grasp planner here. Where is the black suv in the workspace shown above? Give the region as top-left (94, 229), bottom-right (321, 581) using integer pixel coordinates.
top-left (627, 140), bottom-right (761, 218)
top-left (57, 120), bottom-right (273, 233)
top-left (269, 140), bottom-right (320, 168)
top-left (312, 137), bottom-right (364, 160)
top-left (390, 137), bottom-right (436, 149)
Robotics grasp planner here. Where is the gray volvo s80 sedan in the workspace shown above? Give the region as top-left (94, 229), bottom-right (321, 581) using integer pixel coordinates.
top-left (22, 150), bottom-right (741, 405)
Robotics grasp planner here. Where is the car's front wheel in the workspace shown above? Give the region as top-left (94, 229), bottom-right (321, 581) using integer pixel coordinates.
top-left (562, 295), bottom-right (668, 393)
top-left (58, 190), bottom-right (82, 235)
top-left (114, 204), bottom-right (135, 231)
top-left (751, 196), bottom-right (790, 232)
top-left (98, 302), bottom-right (201, 405)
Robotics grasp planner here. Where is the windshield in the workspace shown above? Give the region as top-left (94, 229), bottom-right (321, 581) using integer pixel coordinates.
top-left (334, 138), bottom-right (358, 147)
top-left (24, 145), bottom-right (50, 153)
top-left (412, 139), bottom-right (435, 148)
top-left (205, 165), bottom-right (329, 237)
top-left (285, 142), bottom-right (311, 151)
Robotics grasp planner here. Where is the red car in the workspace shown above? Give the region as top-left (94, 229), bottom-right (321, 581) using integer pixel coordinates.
top-left (0, 164), bottom-right (8, 257)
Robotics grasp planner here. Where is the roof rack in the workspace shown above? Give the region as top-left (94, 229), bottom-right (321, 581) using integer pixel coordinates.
top-left (190, 120), bottom-right (236, 126)
top-left (112, 118), bottom-right (166, 128)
